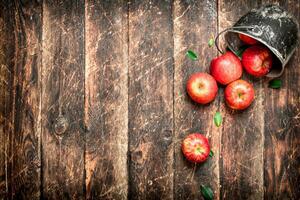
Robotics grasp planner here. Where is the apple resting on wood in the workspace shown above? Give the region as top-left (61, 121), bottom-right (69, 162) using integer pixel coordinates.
top-left (210, 51), bottom-right (243, 85)
top-left (239, 33), bottom-right (258, 45)
top-left (242, 45), bottom-right (273, 77)
top-left (186, 72), bottom-right (218, 104)
top-left (182, 133), bottom-right (210, 163)
top-left (224, 79), bottom-right (255, 110)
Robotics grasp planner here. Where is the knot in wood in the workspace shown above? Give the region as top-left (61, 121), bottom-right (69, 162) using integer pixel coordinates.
top-left (54, 115), bottom-right (69, 135)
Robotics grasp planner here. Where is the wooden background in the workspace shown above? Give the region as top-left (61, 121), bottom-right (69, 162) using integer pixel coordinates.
top-left (0, 0), bottom-right (299, 199)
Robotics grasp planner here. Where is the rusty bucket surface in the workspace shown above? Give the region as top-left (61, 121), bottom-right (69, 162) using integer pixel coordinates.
top-left (215, 4), bottom-right (299, 77)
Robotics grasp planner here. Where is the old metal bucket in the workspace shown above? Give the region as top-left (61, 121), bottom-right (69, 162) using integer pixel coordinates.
top-left (215, 4), bottom-right (299, 77)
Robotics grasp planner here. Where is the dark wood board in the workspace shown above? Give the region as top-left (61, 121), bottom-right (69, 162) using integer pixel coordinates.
top-left (218, 1), bottom-right (265, 199)
top-left (128, 0), bottom-right (174, 199)
top-left (263, 1), bottom-right (300, 199)
top-left (0, 1), bottom-right (42, 199)
top-left (41, 0), bottom-right (85, 199)
top-left (0, 1), bottom-right (15, 198)
top-left (173, 0), bottom-right (220, 199)
top-left (84, 0), bottom-right (128, 199)
top-left (0, 1), bottom-right (16, 198)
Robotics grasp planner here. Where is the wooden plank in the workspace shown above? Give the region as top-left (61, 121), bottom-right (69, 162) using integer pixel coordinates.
top-left (84, 0), bottom-right (128, 199)
top-left (173, 0), bottom-right (220, 199)
top-left (0, 2), bottom-right (16, 198)
top-left (41, 0), bottom-right (85, 198)
top-left (218, 1), bottom-right (265, 199)
top-left (264, 1), bottom-right (300, 199)
top-left (128, 0), bottom-right (174, 199)
top-left (0, 1), bottom-right (42, 199)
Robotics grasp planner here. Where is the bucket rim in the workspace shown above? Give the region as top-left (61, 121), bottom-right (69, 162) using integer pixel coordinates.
top-left (215, 28), bottom-right (287, 77)
top-left (225, 29), bottom-right (284, 64)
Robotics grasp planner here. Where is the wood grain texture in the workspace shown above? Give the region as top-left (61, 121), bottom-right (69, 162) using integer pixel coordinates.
top-left (264, 1), bottom-right (300, 199)
top-left (218, 1), bottom-right (264, 199)
top-left (41, 0), bottom-right (85, 199)
top-left (0, 2), bottom-right (16, 198)
top-left (0, 1), bottom-right (42, 199)
top-left (0, 0), bottom-right (299, 199)
top-left (128, 0), bottom-right (174, 199)
top-left (173, 0), bottom-right (220, 199)
top-left (84, 0), bottom-right (128, 199)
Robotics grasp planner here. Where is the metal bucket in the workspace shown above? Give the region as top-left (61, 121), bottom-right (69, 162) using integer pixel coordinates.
top-left (215, 4), bottom-right (299, 77)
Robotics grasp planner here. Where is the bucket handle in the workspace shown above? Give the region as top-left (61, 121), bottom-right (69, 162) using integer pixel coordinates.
top-left (214, 25), bottom-right (257, 54)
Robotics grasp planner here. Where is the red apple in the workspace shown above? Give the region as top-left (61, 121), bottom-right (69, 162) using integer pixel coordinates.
top-left (224, 79), bottom-right (255, 110)
top-left (186, 72), bottom-right (218, 104)
top-left (210, 51), bottom-right (243, 85)
top-left (182, 133), bottom-right (210, 163)
top-left (242, 45), bottom-right (273, 77)
top-left (239, 33), bottom-right (259, 45)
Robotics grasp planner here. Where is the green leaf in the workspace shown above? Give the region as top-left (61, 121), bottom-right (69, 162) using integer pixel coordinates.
top-left (200, 185), bottom-right (214, 200)
top-left (208, 38), bottom-right (214, 47)
top-left (234, 46), bottom-right (248, 58)
top-left (214, 112), bottom-right (222, 127)
top-left (269, 79), bottom-right (282, 89)
top-left (186, 50), bottom-right (198, 61)
top-left (209, 150), bottom-right (214, 157)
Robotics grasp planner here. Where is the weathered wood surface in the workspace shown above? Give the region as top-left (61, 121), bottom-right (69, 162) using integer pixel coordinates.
top-left (219, 1), bottom-right (265, 199)
top-left (41, 0), bottom-right (85, 199)
top-left (128, 1), bottom-right (174, 199)
top-left (263, 1), bottom-right (300, 199)
top-left (0, 0), bottom-right (299, 199)
top-left (173, 0), bottom-right (220, 199)
top-left (0, 2), bottom-right (15, 198)
top-left (85, 0), bottom-right (128, 199)
top-left (0, 1), bottom-right (42, 199)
